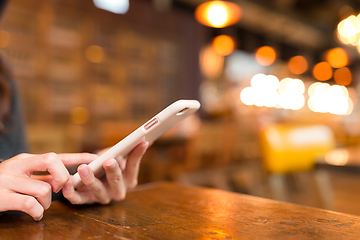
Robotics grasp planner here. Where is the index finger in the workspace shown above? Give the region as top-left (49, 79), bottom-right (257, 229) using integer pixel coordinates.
top-left (11, 153), bottom-right (37, 160)
top-left (57, 153), bottom-right (98, 167)
top-left (17, 153), bottom-right (69, 193)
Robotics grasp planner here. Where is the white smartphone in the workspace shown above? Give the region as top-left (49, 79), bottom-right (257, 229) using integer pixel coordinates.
top-left (70, 99), bottom-right (201, 189)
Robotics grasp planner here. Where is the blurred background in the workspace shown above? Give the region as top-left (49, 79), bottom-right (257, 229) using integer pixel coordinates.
top-left (2, 0), bottom-right (360, 215)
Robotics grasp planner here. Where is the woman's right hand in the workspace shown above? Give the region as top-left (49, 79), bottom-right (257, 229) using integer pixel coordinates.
top-left (0, 152), bottom-right (97, 221)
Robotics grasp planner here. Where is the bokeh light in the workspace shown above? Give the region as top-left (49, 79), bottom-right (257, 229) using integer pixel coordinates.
top-left (240, 87), bottom-right (255, 106)
top-left (199, 44), bottom-right (224, 79)
top-left (241, 72), bottom-right (355, 115)
top-left (337, 30), bottom-right (352, 45)
top-left (85, 45), bottom-right (104, 63)
top-left (255, 46), bottom-right (276, 66)
top-left (334, 67), bottom-right (352, 85)
top-left (71, 107), bottom-right (90, 124)
top-left (282, 78), bottom-right (305, 94)
top-left (278, 78), bottom-right (305, 110)
top-left (207, 3), bottom-right (228, 27)
top-left (250, 73), bottom-right (267, 88)
top-left (337, 15), bottom-right (360, 45)
top-left (288, 55), bottom-right (308, 75)
top-left (307, 82), bottom-right (353, 115)
top-left (240, 74), bottom-right (305, 110)
top-left (212, 35), bottom-right (235, 56)
top-left (195, 1), bottom-right (242, 28)
top-left (241, 74), bottom-right (280, 107)
top-left (326, 48), bottom-right (348, 68)
top-left (313, 62), bottom-right (333, 81)
top-left (336, 14), bottom-right (360, 48)
top-left (325, 149), bottom-right (349, 166)
top-left (308, 82), bottom-right (329, 97)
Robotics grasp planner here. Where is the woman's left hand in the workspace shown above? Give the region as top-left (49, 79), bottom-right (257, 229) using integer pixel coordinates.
top-left (62, 141), bottom-right (149, 205)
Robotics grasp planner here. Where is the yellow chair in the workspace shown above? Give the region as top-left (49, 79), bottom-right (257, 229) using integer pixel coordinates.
top-left (260, 124), bottom-right (336, 174)
top-left (260, 124), bottom-right (336, 209)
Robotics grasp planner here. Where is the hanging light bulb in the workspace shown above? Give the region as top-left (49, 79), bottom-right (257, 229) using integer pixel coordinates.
top-left (93, 0), bottom-right (129, 14)
top-left (195, 0), bottom-right (242, 28)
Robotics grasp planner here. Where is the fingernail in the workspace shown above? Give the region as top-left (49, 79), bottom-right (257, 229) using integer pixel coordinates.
top-left (106, 159), bottom-right (117, 170)
top-left (36, 214), bottom-right (43, 221)
top-left (80, 166), bottom-right (90, 178)
top-left (55, 186), bottom-right (63, 193)
top-left (142, 141), bottom-right (149, 150)
top-left (63, 182), bottom-right (71, 191)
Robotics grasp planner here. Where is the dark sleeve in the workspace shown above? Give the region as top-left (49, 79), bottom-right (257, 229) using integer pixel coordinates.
top-left (0, 76), bottom-right (29, 159)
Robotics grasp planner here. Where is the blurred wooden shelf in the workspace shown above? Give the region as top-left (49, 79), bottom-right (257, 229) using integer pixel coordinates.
top-left (0, 0), bottom-right (204, 154)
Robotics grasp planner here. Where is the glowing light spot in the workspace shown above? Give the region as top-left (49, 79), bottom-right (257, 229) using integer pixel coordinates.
top-left (278, 78), bottom-right (291, 93)
top-left (313, 62), bottom-right (333, 81)
top-left (250, 73), bottom-right (267, 89)
top-left (337, 30), bottom-right (351, 45)
top-left (241, 74), bottom-right (306, 111)
top-left (199, 44), bottom-right (224, 79)
top-left (337, 15), bottom-right (360, 46)
top-left (346, 98), bottom-right (354, 115)
top-left (334, 67), bottom-right (352, 85)
top-left (338, 16), bottom-right (360, 39)
top-left (240, 87), bottom-right (255, 106)
top-left (314, 83), bottom-right (330, 95)
top-left (207, 3), bottom-right (228, 28)
top-left (326, 48), bottom-right (348, 68)
top-left (285, 79), bottom-right (305, 94)
top-left (71, 107), bottom-right (90, 125)
top-left (340, 85), bottom-right (349, 97)
top-left (241, 74), bottom-right (280, 107)
top-left (255, 46), bottom-right (276, 66)
top-left (307, 82), bottom-right (353, 115)
top-left (325, 149), bottom-right (349, 166)
top-left (195, 1), bottom-right (242, 28)
top-left (308, 97), bottom-right (317, 112)
top-left (85, 45), bottom-right (104, 63)
top-left (288, 55), bottom-right (308, 75)
top-left (308, 82), bottom-right (323, 97)
top-left (212, 35), bottom-right (235, 56)
top-left (266, 75), bottom-right (280, 91)
top-left (278, 78), bottom-right (305, 110)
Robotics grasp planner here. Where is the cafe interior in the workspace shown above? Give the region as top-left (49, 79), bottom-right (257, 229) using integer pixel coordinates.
top-left (2, 0), bottom-right (360, 216)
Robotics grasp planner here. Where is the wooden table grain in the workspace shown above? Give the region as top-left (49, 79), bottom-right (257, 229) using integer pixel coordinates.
top-left (1, 182), bottom-right (360, 239)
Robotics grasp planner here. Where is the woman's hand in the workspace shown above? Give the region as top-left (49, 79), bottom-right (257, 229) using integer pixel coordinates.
top-left (0, 152), bottom-right (97, 221)
top-left (62, 141), bottom-right (149, 205)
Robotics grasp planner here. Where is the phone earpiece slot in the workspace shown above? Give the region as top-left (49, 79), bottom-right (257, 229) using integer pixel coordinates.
top-left (176, 107), bottom-right (189, 116)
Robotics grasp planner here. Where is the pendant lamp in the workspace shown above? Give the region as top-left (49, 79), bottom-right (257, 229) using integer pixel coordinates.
top-left (195, 0), bottom-right (242, 28)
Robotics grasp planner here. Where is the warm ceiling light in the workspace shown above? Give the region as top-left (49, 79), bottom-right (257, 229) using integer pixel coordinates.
top-left (195, 1), bottom-right (242, 28)
top-left (326, 48), bottom-right (348, 68)
top-left (93, 0), bottom-right (129, 14)
top-left (334, 67), bottom-right (352, 85)
top-left (313, 62), bottom-right (333, 81)
top-left (212, 35), bottom-right (235, 56)
top-left (288, 55), bottom-right (308, 75)
top-left (255, 46), bottom-right (276, 66)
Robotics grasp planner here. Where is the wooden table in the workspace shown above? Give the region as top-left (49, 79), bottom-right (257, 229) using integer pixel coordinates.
top-left (1, 182), bottom-right (360, 239)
